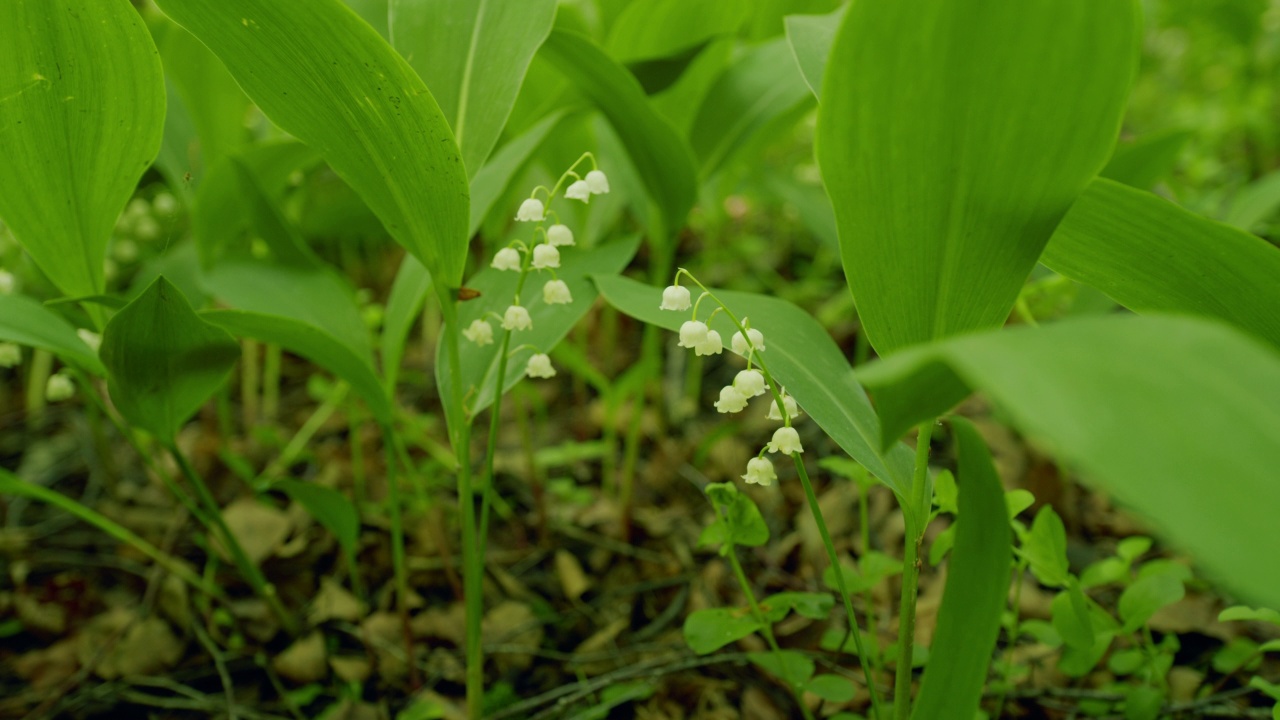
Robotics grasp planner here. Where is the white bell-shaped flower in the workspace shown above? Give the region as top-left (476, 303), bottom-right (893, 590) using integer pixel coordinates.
top-left (565, 180), bottom-right (591, 203)
top-left (76, 329), bottom-right (102, 354)
top-left (585, 170), bottom-right (610, 195)
top-left (45, 373), bottom-right (75, 402)
top-left (678, 320), bottom-right (710, 349)
top-left (543, 279), bottom-right (572, 305)
top-left (502, 305), bottom-right (532, 331)
top-left (742, 457), bottom-right (777, 487)
top-left (659, 285), bottom-right (691, 311)
top-left (463, 319), bottom-right (494, 346)
top-left (768, 392), bottom-right (802, 421)
top-left (714, 385), bottom-right (749, 413)
top-left (491, 247), bottom-right (522, 271)
top-left (733, 369), bottom-right (766, 397)
top-left (547, 224), bottom-right (575, 247)
top-left (694, 329), bottom-right (724, 356)
top-left (766, 426), bottom-right (804, 455)
top-left (516, 197), bottom-right (545, 222)
top-left (525, 353), bottom-right (556, 379)
top-left (0, 270), bottom-right (15, 295)
top-left (732, 327), bottom-right (766, 355)
top-left (0, 342), bottom-right (21, 368)
top-left (532, 243), bottom-right (560, 269)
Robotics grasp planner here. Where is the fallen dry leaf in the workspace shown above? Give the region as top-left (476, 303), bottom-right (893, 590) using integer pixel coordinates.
top-left (217, 497), bottom-right (291, 566)
top-left (273, 631), bottom-right (328, 683)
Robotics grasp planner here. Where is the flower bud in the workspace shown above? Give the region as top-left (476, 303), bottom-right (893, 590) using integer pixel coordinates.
top-left (502, 305), bottom-right (532, 331)
top-left (532, 243), bottom-right (560, 269)
top-left (516, 197), bottom-right (545, 222)
top-left (585, 170), bottom-right (610, 194)
top-left (46, 373), bottom-right (75, 402)
top-left (565, 180), bottom-right (591, 202)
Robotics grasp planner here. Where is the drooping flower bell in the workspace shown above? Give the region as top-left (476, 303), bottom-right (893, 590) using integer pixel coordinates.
top-left (45, 373), bottom-right (75, 402)
top-left (525, 353), bottom-right (556, 379)
top-left (678, 320), bottom-right (710, 349)
top-left (585, 170), bottom-right (610, 195)
top-left (547, 224), bottom-right (575, 247)
top-left (659, 285), bottom-right (691, 311)
top-left (766, 426), bottom-right (804, 454)
top-left (543, 279), bottom-right (572, 305)
top-left (733, 369), bottom-right (766, 398)
top-left (463, 319), bottom-right (494, 346)
top-left (492, 247), bottom-right (522, 271)
top-left (503, 305), bottom-right (532, 331)
top-left (532, 243), bottom-right (560, 270)
top-left (694, 329), bottom-right (724, 356)
top-left (565, 180), bottom-right (591, 203)
top-left (731, 327), bottom-right (766, 356)
top-left (768, 392), bottom-right (802, 421)
top-left (714, 385), bottom-right (749, 413)
top-left (742, 457), bottom-right (777, 487)
top-left (516, 198), bottom-right (545, 222)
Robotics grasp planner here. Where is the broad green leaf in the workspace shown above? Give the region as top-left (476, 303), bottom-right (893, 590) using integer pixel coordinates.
top-left (607, 0), bottom-right (747, 63)
top-left (1043, 178), bottom-right (1280, 351)
top-left (0, 0), bottom-right (165, 299)
top-left (815, 0), bottom-right (1139, 354)
top-left (761, 174), bottom-right (838, 250)
top-left (1125, 686), bottom-right (1165, 720)
top-left (381, 111), bottom-right (565, 389)
top-left (912, 418), bottom-right (1012, 720)
top-left (747, 650), bottom-right (815, 687)
top-left (593, 274), bottom-right (914, 496)
top-left (203, 309), bottom-right (393, 426)
top-left (0, 295), bottom-right (105, 375)
top-left (683, 607), bottom-right (761, 655)
top-left (783, 6), bottom-right (845, 100)
top-left (805, 675), bottom-right (855, 703)
top-left (153, 0), bottom-right (470, 301)
top-left (1052, 588), bottom-right (1103, 652)
top-left (342, 0), bottom-right (389, 38)
top-left (1020, 506), bottom-right (1071, 588)
top-left (649, 40), bottom-right (733, 135)
top-left (1119, 569), bottom-right (1185, 633)
top-left (540, 30), bottom-right (698, 236)
top-left (699, 482), bottom-right (769, 549)
top-left (1224, 169), bottom-right (1280, 232)
top-left (390, 0), bottom-right (556, 177)
top-left (760, 591), bottom-right (834, 623)
top-left (1101, 130), bottom-right (1191, 190)
top-left (275, 480), bottom-right (360, 557)
top-left (857, 314), bottom-right (1280, 606)
top-left (1219, 606), bottom-right (1280, 627)
top-left (437, 237), bottom-right (639, 417)
top-left (152, 17), bottom-right (250, 185)
top-left (102, 277), bottom-right (240, 444)
top-left (689, 39), bottom-right (813, 179)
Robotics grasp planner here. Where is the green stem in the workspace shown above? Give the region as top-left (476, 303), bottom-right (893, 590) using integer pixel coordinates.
top-left (381, 423), bottom-right (413, 680)
top-left (25, 348), bottom-right (52, 429)
top-left (257, 381), bottom-right (349, 488)
top-left (859, 477), bottom-right (883, 679)
top-left (794, 455), bottom-right (884, 719)
top-left (262, 343), bottom-right (282, 423)
top-left (171, 445), bottom-right (297, 635)
top-left (995, 559), bottom-right (1029, 719)
top-left (241, 339), bottom-right (260, 430)
top-left (893, 420), bottom-right (935, 720)
top-left (478, 327), bottom-right (513, 554)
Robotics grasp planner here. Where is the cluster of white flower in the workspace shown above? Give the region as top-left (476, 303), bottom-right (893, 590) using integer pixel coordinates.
top-left (660, 274), bottom-right (804, 488)
top-left (463, 158), bottom-right (609, 380)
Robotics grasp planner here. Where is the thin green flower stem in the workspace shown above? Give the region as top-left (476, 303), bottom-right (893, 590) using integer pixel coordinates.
top-left (25, 348), bottom-right (52, 429)
top-left (893, 419), bottom-right (935, 720)
top-left (170, 444), bottom-right (298, 636)
top-left (257, 381), bottom-right (349, 487)
top-left (677, 269), bottom-right (883, 715)
top-left (533, 152), bottom-right (597, 202)
top-left (241, 338), bottom-right (260, 429)
top-left (859, 478), bottom-right (882, 679)
top-left (441, 304), bottom-right (484, 720)
top-left (348, 399), bottom-right (367, 505)
top-left (793, 453), bottom-right (885, 720)
top-left (262, 343), bottom-right (282, 422)
top-left (716, 504), bottom-right (817, 720)
top-left (995, 558), bottom-right (1029, 719)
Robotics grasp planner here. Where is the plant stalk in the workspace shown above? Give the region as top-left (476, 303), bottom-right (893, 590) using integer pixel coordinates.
top-left (893, 420), bottom-right (935, 720)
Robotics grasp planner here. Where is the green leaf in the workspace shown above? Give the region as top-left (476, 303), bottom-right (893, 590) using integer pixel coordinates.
top-left (689, 38), bottom-right (813, 179)
top-left (153, 0), bottom-right (470, 300)
top-left (539, 29), bottom-right (698, 235)
top-left (1100, 130), bottom-right (1191, 190)
top-left (102, 277), bottom-right (240, 444)
top-left (783, 6), bottom-right (845, 100)
top-left (593, 274), bottom-right (914, 496)
top-left (1043, 178), bottom-right (1280, 351)
top-left (275, 480), bottom-right (360, 557)
top-left (806, 674), bottom-right (856, 703)
top-left (747, 650), bottom-right (815, 687)
top-left (911, 418), bottom-right (1012, 720)
top-left (1219, 606), bottom-right (1280, 627)
top-left (436, 237), bottom-right (638, 417)
top-left (607, 0), bottom-right (747, 63)
top-left (0, 0), bottom-right (165, 299)
top-left (932, 469), bottom-right (958, 514)
top-left (1224, 169), bottom-right (1280, 232)
top-left (700, 482), bottom-right (769, 549)
top-left (390, 0), bottom-right (556, 177)
top-left (857, 314), bottom-right (1280, 607)
top-left (760, 591), bottom-right (834, 623)
top-left (815, 0), bottom-right (1139, 354)
top-left (1125, 686), bottom-right (1165, 720)
top-left (565, 682), bottom-right (656, 720)
top-left (683, 607), bottom-right (761, 655)
top-left (1119, 570), bottom-right (1186, 633)
top-left (203, 309), bottom-right (393, 426)
top-left (1020, 506), bottom-right (1071, 588)
top-left (0, 295), bottom-right (105, 375)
